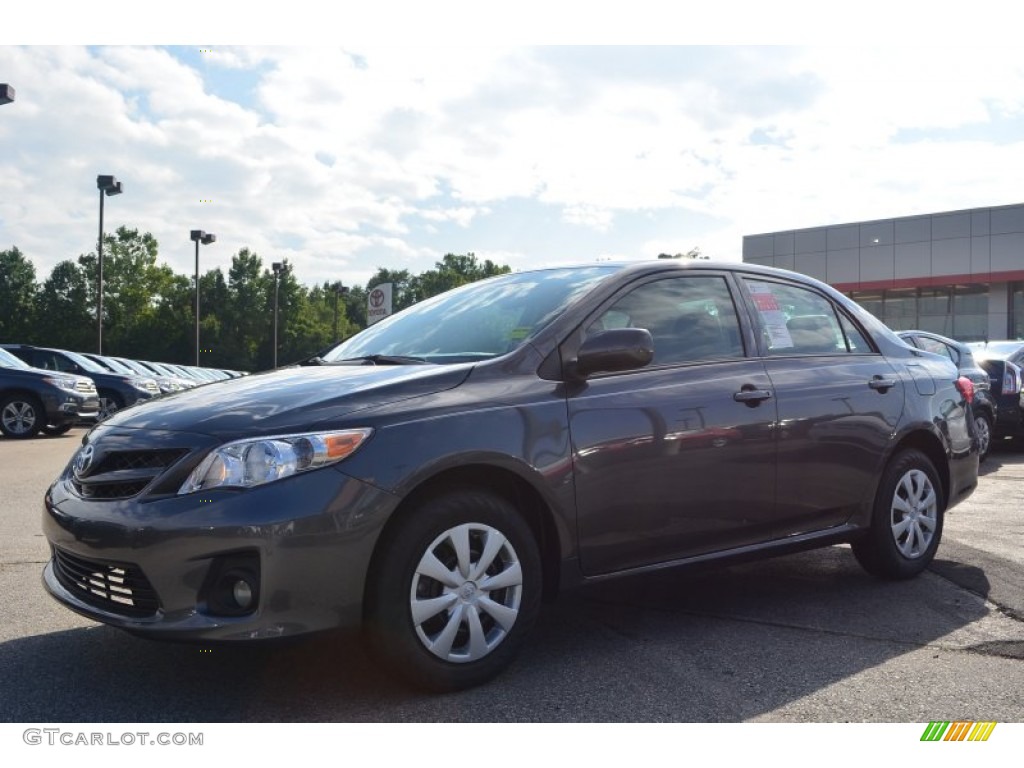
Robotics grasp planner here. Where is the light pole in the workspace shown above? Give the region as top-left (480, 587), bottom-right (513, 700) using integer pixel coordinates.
top-left (332, 281), bottom-right (348, 342)
top-left (190, 230), bottom-right (216, 366)
top-left (0, 84), bottom-right (14, 105)
top-left (96, 175), bottom-right (123, 354)
top-left (271, 262), bottom-right (287, 368)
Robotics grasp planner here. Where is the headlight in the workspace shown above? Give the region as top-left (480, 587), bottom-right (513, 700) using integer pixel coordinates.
top-left (43, 376), bottom-right (79, 391)
top-left (129, 377), bottom-right (154, 391)
top-left (178, 429), bottom-right (373, 494)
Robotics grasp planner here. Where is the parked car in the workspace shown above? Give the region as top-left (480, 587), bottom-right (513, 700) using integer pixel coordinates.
top-left (42, 261), bottom-right (978, 691)
top-left (897, 331), bottom-right (999, 460)
top-left (967, 341), bottom-right (1024, 442)
top-left (0, 346), bottom-right (98, 438)
top-left (81, 353), bottom-right (187, 396)
top-left (1, 345), bottom-right (160, 420)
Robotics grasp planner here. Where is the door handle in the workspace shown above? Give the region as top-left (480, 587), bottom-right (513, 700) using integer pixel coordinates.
top-left (733, 388), bottom-right (772, 405)
top-left (868, 376), bottom-right (897, 392)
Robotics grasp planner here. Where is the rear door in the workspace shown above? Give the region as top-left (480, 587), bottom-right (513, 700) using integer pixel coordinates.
top-left (739, 277), bottom-right (906, 537)
top-left (567, 272), bottom-right (778, 576)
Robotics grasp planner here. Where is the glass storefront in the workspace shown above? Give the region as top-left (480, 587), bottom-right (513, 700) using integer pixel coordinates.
top-left (1013, 282), bottom-right (1024, 339)
top-left (849, 284), bottom-right (990, 342)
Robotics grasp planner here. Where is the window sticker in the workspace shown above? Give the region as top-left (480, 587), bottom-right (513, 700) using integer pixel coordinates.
top-left (748, 282), bottom-right (794, 349)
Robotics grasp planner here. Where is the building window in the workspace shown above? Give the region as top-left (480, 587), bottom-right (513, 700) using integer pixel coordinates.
top-left (849, 284), bottom-right (989, 341)
top-left (1011, 282), bottom-right (1024, 339)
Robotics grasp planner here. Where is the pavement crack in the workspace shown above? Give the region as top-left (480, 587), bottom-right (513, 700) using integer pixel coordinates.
top-left (580, 597), bottom-right (1014, 658)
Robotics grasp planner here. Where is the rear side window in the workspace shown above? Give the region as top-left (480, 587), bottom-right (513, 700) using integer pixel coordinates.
top-left (587, 275), bottom-right (745, 366)
top-left (916, 336), bottom-right (957, 364)
top-left (744, 279), bottom-right (872, 356)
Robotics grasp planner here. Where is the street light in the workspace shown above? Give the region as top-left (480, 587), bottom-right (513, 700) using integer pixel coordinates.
top-left (190, 230), bottom-right (217, 366)
top-left (96, 175), bottom-right (123, 354)
top-left (0, 84), bottom-right (14, 105)
top-left (272, 261), bottom-right (286, 368)
top-left (332, 281), bottom-right (348, 342)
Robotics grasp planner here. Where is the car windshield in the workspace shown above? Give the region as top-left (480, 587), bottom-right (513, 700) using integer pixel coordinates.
top-left (0, 347), bottom-right (32, 370)
top-left (60, 349), bottom-right (107, 373)
top-left (969, 341), bottom-right (1024, 360)
top-left (322, 266), bottom-right (618, 364)
top-left (95, 356), bottom-right (133, 374)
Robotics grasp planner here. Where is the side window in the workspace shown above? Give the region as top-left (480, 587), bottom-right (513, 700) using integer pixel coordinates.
top-left (744, 279), bottom-right (868, 356)
top-left (586, 275), bottom-right (745, 366)
top-left (917, 336), bottom-right (957, 364)
top-left (838, 312), bottom-right (873, 352)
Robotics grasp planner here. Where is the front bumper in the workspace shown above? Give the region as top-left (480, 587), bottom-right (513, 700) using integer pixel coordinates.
top-left (43, 451), bottom-right (398, 641)
top-left (45, 390), bottom-right (99, 425)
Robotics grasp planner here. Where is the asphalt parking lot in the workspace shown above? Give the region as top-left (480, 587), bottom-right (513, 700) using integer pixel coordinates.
top-left (1, 429), bottom-right (1022, 722)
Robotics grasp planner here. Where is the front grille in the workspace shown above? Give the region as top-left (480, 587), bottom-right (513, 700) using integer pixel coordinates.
top-left (75, 380), bottom-right (97, 395)
top-left (52, 547), bottom-right (159, 618)
top-left (91, 449), bottom-right (185, 475)
top-left (144, 381), bottom-right (160, 394)
top-left (72, 448), bottom-right (187, 500)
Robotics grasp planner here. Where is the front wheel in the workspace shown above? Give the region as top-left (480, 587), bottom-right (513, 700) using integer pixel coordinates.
top-left (364, 489), bottom-right (542, 692)
top-left (0, 395), bottom-right (43, 439)
top-left (42, 423), bottom-right (74, 436)
top-left (852, 449), bottom-right (944, 580)
top-left (97, 392), bottom-right (123, 421)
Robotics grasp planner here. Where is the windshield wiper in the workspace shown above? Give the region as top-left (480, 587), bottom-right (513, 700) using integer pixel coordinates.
top-left (330, 354), bottom-right (431, 366)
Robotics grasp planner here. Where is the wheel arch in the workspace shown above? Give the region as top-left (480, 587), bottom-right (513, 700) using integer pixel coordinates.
top-left (364, 462), bottom-right (565, 612)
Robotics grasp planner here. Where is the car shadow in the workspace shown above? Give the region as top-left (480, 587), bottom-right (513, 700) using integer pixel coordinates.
top-left (0, 547), bottom-right (998, 722)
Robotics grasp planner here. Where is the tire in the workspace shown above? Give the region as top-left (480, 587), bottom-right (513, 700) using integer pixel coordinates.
top-left (364, 489), bottom-right (542, 692)
top-left (97, 392), bottom-right (123, 421)
top-left (852, 449), bottom-right (944, 580)
top-left (42, 423), bottom-right (74, 436)
top-left (974, 411), bottom-right (993, 462)
top-left (0, 394), bottom-right (44, 439)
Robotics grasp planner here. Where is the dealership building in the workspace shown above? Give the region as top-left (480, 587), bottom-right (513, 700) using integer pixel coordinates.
top-left (742, 203), bottom-right (1024, 341)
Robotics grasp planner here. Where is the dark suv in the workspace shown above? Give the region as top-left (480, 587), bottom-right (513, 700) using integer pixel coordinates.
top-left (0, 347), bottom-right (98, 438)
top-left (897, 331), bottom-right (999, 460)
top-left (1, 345), bottom-right (159, 420)
top-left (42, 261), bottom-right (978, 691)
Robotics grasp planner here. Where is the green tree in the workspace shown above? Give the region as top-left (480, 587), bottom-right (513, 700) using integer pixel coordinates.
top-left (77, 227), bottom-right (167, 355)
top-left (34, 260), bottom-right (93, 351)
top-left (223, 248), bottom-right (271, 371)
top-left (0, 246), bottom-right (37, 342)
top-left (413, 253), bottom-right (510, 301)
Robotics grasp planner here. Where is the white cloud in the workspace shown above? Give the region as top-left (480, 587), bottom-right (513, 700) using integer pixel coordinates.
top-left (2, 43), bottom-right (1024, 295)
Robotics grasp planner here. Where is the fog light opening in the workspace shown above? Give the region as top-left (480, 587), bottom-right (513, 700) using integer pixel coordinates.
top-left (200, 552), bottom-right (260, 617)
top-left (232, 578), bottom-right (254, 610)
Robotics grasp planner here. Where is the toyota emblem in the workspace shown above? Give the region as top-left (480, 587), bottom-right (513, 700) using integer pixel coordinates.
top-left (73, 444), bottom-right (95, 478)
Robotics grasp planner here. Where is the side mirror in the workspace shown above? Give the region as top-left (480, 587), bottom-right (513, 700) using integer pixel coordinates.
top-left (571, 328), bottom-right (654, 379)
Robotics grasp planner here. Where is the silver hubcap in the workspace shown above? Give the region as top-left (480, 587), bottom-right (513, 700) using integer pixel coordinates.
top-left (974, 415), bottom-right (991, 456)
top-left (2, 401), bottom-right (37, 434)
top-left (98, 398), bottom-right (118, 421)
top-left (890, 469), bottom-right (938, 559)
top-left (410, 523), bottom-right (523, 664)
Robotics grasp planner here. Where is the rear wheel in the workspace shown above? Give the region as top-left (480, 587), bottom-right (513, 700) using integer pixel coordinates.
top-left (974, 411), bottom-right (993, 462)
top-left (364, 489), bottom-right (542, 692)
top-left (0, 395), bottom-right (43, 439)
top-left (852, 449), bottom-right (944, 579)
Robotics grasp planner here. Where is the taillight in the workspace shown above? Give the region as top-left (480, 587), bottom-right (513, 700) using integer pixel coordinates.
top-left (1003, 362), bottom-right (1022, 395)
top-left (955, 376), bottom-right (974, 404)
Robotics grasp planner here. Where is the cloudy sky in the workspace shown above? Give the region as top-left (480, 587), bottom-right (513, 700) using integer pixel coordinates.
top-left (3, 7), bottom-right (1024, 288)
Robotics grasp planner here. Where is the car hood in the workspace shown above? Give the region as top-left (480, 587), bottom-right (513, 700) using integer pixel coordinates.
top-left (100, 363), bottom-right (474, 439)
